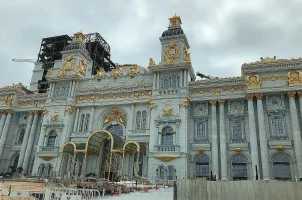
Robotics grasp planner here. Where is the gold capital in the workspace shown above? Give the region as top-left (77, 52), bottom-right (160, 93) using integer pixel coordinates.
top-left (287, 91), bottom-right (296, 98)
top-left (297, 91), bottom-right (302, 98)
top-left (255, 93), bottom-right (264, 100)
top-left (218, 99), bottom-right (225, 105)
top-left (209, 100), bottom-right (217, 106)
top-left (246, 94), bottom-right (254, 101)
top-left (5, 110), bottom-right (14, 114)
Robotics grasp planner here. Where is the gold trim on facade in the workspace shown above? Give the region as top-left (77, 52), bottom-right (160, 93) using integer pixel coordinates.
top-left (155, 156), bottom-right (179, 162)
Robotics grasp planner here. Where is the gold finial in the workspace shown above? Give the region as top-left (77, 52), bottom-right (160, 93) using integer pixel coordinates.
top-left (73, 29), bottom-right (86, 44)
top-left (169, 14), bottom-right (182, 26)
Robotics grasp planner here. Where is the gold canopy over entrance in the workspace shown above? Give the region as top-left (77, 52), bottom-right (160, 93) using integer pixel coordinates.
top-left (60, 130), bottom-right (147, 181)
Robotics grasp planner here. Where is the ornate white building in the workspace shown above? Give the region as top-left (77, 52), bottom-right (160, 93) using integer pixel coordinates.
top-left (1, 15), bottom-right (302, 182)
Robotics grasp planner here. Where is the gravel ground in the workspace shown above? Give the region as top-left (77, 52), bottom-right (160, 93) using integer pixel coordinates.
top-left (100, 187), bottom-right (173, 200)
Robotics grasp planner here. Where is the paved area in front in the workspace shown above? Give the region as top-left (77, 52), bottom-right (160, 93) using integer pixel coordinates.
top-left (100, 188), bottom-right (173, 200)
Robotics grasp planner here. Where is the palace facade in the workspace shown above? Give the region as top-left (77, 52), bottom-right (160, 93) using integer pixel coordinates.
top-left (1, 15), bottom-right (302, 182)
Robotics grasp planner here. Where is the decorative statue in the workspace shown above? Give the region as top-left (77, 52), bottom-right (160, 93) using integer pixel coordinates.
top-left (77, 59), bottom-right (87, 76)
top-left (62, 56), bottom-right (76, 70)
top-left (148, 58), bottom-right (156, 67)
top-left (96, 68), bottom-right (106, 80)
top-left (2, 95), bottom-right (14, 106)
top-left (74, 159), bottom-right (82, 177)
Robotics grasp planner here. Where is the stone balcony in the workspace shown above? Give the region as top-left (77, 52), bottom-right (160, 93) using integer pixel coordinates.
top-left (154, 145), bottom-right (180, 152)
top-left (39, 146), bottom-right (60, 153)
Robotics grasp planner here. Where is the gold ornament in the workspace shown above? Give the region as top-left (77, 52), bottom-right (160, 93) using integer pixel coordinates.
top-left (51, 114), bottom-right (58, 121)
top-left (212, 88), bottom-right (220, 95)
top-left (234, 148), bottom-right (243, 153)
top-left (209, 100), bottom-right (217, 106)
top-left (176, 123), bottom-right (180, 128)
top-left (57, 127), bottom-right (63, 132)
top-left (57, 68), bottom-right (66, 77)
top-left (46, 69), bottom-right (53, 78)
top-left (287, 91), bottom-right (296, 99)
top-left (198, 148), bottom-right (205, 154)
top-left (78, 95), bottom-right (95, 103)
top-left (287, 71), bottom-right (302, 86)
top-left (96, 68), bottom-right (106, 80)
top-left (164, 42), bottom-right (180, 64)
top-left (276, 146), bottom-right (285, 152)
top-left (179, 97), bottom-right (190, 108)
top-left (218, 99), bottom-right (225, 105)
top-left (40, 156), bottom-right (56, 161)
top-left (255, 93), bottom-right (264, 100)
top-left (162, 108), bottom-right (173, 116)
top-left (62, 56), bottom-right (76, 70)
top-left (221, 87), bottom-right (244, 93)
top-left (149, 58), bottom-right (156, 67)
top-left (76, 59), bottom-right (88, 76)
top-left (73, 30), bottom-right (86, 44)
top-left (129, 65), bottom-right (139, 78)
top-left (245, 74), bottom-right (260, 89)
top-left (260, 76), bottom-right (286, 81)
top-left (65, 106), bottom-right (74, 114)
top-left (155, 156), bottom-right (178, 162)
top-left (113, 67), bottom-right (122, 79)
top-left (297, 91), bottom-right (302, 98)
top-left (246, 94), bottom-right (255, 101)
top-left (183, 45), bottom-right (191, 63)
top-left (148, 99), bottom-right (157, 109)
top-left (2, 95), bottom-right (14, 106)
top-left (155, 124), bottom-right (160, 128)
top-left (104, 107), bottom-right (125, 124)
top-left (169, 14), bottom-right (182, 26)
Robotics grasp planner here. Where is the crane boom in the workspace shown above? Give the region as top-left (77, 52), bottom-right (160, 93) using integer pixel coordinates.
top-left (12, 58), bottom-right (37, 64)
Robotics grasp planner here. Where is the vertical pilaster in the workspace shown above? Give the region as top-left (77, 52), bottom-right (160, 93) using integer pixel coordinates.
top-left (73, 107), bottom-right (80, 132)
top-left (176, 123), bottom-right (180, 145)
top-left (246, 94), bottom-right (260, 180)
top-left (210, 100), bottom-right (219, 179)
top-left (288, 91), bottom-right (302, 179)
top-left (68, 81), bottom-right (73, 97)
top-left (153, 73), bottom-right (156, 90)
top-left (51, 83), bottom-right (56, 97)
top-left (23, 111), bottom-right (39, 172)
top-left (297, 91), bottom-right (302, 124)
top-left (89, 106), bottom-right (95, 132)
top-left (18, 112), bottom-right (34, 167)
top-left (180, 70), bottom-right (183, 88)
top-left (37, 127), bottom-right (47, 152)
top-left (218, 99), bottom-right (227, 180)
top-left (47, 83), bottom-right (53, 98)
top-left (156, 72), bottom-right (160, 90)
top-left (0, 113), bottom-right (7, 138)
top-left (0, 110), bottom-right (13, 162)
top-left (130, 104), bottom-right (135, 131)
top-left (255, 93), bottom-right (270, 180)
top-left (184, 70), bottom-right (187, 88)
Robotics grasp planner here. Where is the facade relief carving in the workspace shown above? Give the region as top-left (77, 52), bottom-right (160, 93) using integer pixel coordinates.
top-left (149, 58), bottom-right (156, 67)
top-left (62, 56), bottom-right (76, 71)
top-left (162, 108), bottom-right (173, 116)
top-left (104, 107), bottom-right (126, 125)
top-left (194, 103), bottom-right (208, 116)
top-left (2, 95), bottom-right (14, 106)
top-left (164, 42), bottom-right (180, 64)
top-left (179, 97), bottom-right (190, 108)
top-left (287, 71), bottom-right (302, 86)
top-left (245, 74), bottom-right (260, 89)
top-left (266, 96), bottom-right (283, 110)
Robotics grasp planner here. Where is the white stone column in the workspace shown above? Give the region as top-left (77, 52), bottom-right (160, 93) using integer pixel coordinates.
top-left (18, 112), bottom-right (34, 167)
top-left (246, 94), bottom-right (260, 180)
top-left (210, 100), bottom-right (219, 179)
top-left (37, 127), bottom-right (47, 152)
top-left (0, 111), bottom-right (13, 161)
top-left (73, 107), bottom-right (80, 132)
top-left (218, 99), bottom-right (227, 180)
top-left (47, 83), bottom-right (53, 98)
top-left (297, 91), bottom-right (302, 126)
top-left (255, 93), bottom-right (270, 180)
top-left (0, 113), bottom-right (7, 138)
top-left (153, 73), bottom-right (156, 90)
top-left (184, 70), bottom-right (187, 88)
top-left (51, 83), bottom-right (55, 97)
top-left (158, 130), bottom-right (162, 145)
top-left (130, 104), bottom-right (135, 131)
top-left (288, 91), bottom-right (302, 179)
top-left (22, 112), bottom-right (39, 172)
top-left (180, 70), bottom-right (183, 88)
top-left (68, 81), bottom-right (73, 97)
top-left (89, 106), bottom-right (95, 132)
top-left (156, 72), bottom-right (160, 90)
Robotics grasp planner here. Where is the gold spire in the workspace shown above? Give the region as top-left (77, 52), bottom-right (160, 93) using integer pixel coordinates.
top-left (169, 14), bottom-right (182, 26)
top-left (73, 29), bottom-right (86, 44)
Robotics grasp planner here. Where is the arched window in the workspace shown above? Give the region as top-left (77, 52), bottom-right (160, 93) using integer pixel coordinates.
top-left (37, 164), bottom-right (45, 176)
top-left (171, 75), bottom-right (178, 89)
top-left (162, 126), bottom-right (174, 145)
top-left (141, 111), bottom-right (147, 130)
top-left (107, 124), bottom-right (123, 137)
top-left (17, 128), bottom-right (26, 145)
top-left (163, 75), bottom-right (170, 89)
top-left (136, 111), bottom-right (141, 130)
top-left (272, 154), bottom-right (291, 180)
top-left (47, 130), bottom-right (57, 147)
top-left (195, 155), bottom-right (210, 177)
top-left (167, 165), bottom-right (175, 180)
top-left (78, 114), bottom-right (85, 132)
top-left (45, 164), bottom-right (53, 178)
top-left (232, 155), bottom-right (248, 180)
top-left (84, 114), bottom-right (90, 132)
top-left (158, 165), bottom-right (165, 180)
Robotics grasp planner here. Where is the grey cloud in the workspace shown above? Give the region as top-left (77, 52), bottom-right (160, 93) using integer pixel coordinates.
top-left (0, 0), bottom-right (301, 87)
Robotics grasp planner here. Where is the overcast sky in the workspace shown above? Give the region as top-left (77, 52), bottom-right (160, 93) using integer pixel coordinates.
top-left (0, 0), bottom-right (302, 88)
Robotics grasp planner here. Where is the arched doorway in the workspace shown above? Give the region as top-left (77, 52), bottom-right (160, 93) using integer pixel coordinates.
top-left (231, 154), bottom-right (248, 180)
top-left (272, 153), bottom-right (291, 180)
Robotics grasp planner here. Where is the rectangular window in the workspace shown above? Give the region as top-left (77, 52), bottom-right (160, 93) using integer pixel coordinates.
top-left (196, 122), bottom-right (207, 140)
top-left (231, 118), bottom-right (244, 142)
top-left (271, 116), bottom-right (285, 137)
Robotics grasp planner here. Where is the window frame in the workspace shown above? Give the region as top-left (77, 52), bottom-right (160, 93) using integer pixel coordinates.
top-left (229, 115), bottom-right (245, 143)
top-left (269, 112), bottom-right (286, 140)
top-left (47, 130), bottom-right (57, 147)
top-left (272, 153), bottom-right (291, 180)
top-left (195, 119), bottom-right (208, 142)
top-left (17, 127), bottom-right (26, 145)
top-left (231, 155), bottom-right (248, 180)
top-left (161, 126), bottom-right (174, 146)
top-left (195, 155), bottom-right (210, 178)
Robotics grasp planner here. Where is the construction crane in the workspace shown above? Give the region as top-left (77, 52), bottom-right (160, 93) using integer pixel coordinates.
top-left (196, 72), bottom-right (217, 79)
top-left (12, 58), bottom-right (37, 64)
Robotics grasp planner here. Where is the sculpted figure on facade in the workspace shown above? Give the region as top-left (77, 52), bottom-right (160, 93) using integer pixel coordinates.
top-left (128, 65), bottom-right (139, 78)
top-left (96, 68), bottom-right (106, 80)
top-left (149, 58), bottom-right (156, 67)
top-left (57, 68), bottom-right (66, 77)
top-left (62, 56), bottom-right (76, 70)
top-left (2, 95), bottom-right (14, 106)
top-left (104, 107), bottom-right (125, 124)
top-left (183, 45), bottom-right (191, 62)
top-left (164, 42), bottom-right (180, 64)
top-left (287, 71), bottom-right (302, 86)
top-left (245, 74), bottom-right (260, 89)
